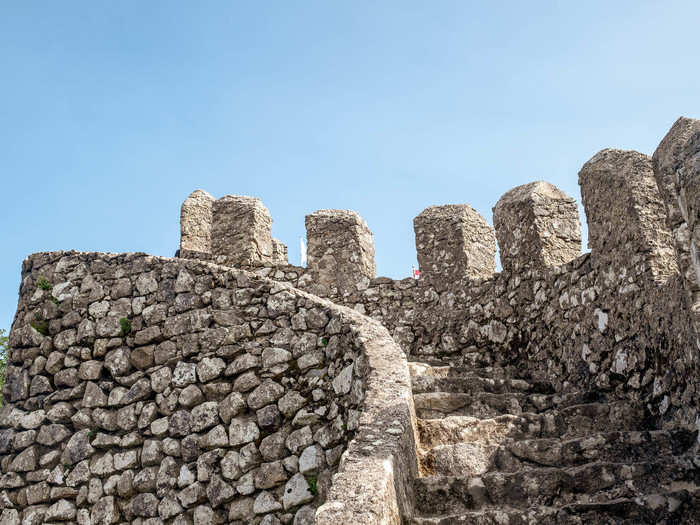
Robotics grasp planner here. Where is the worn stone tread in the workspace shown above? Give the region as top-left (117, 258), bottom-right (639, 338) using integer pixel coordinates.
top-left (413, 390), bottom-right (604, 419)
top-left (420, 429), bottom-right (698, 476)
top-left (409, 362), bottom-right (526, 380)
top-left (417, 401), bottom-right (647, 448)
top-left (413, 457), bottom-right (700, 514)
top-left (411, 375), bottom-right (554, 396)
top-left (408, 487), bottom-right (699, 524)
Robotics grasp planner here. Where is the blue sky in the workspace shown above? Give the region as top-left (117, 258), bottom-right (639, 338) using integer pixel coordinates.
top-left (1, 1), bottom-right (698, 331)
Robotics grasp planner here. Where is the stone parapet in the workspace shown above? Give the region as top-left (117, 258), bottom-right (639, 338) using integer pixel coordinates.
top-left (413, 204), bottom-right (496, 290)
top-left (493, 181), bottom-right (581, 272)
top-left (305, 209), bottom-right (376, 295)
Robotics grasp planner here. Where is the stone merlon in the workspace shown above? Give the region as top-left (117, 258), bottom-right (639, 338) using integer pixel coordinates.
top-left (414, 204), bottom-right (496, 289)
top-left (305, 209), bottom-right (376, 294)
top-left (493, 181), bottom-right (581, 273)
top-left (579, 148), bottom-right (677, 281)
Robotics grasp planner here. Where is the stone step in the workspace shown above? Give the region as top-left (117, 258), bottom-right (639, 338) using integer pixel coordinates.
top-left (409, 362), bottom-right (524, 380)
top-left (408, 487), bottom-right (700, 524)
top-left (420, 429), bottom-right (698, 477)
top-left (413, 457), bottom-right (700, 515)
top-left (418, 401), bottom-right (648, 449)
top-left (413, 390), bottom-right (602, 419)
top-left (411, 375), bottom-right (554, 396)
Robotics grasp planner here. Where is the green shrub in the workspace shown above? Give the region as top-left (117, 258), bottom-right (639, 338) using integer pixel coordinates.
top-left (30, 316), bottom-right (49, 336)
top-left (37, 277), bottom-right (52, 291)
top-left (306, 475), bottom-right (318, 496)
top-left (119, 317), bottom-right (132, 337)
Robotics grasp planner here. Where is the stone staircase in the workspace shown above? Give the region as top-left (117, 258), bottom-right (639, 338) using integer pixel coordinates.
top-left (406, 361), bottom-right (700, 524)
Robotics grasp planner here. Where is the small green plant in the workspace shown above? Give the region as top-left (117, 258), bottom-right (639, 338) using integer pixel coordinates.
top-left (36, 277), bottom-right (52, 291)
top-left (119, 317), bottom-right (132, 337)
top-left (50, 296), bottom-right (60, 306)
top-left (30, 315), bottom-right (49, 336)
top-left (321, 337), bottom-right (329, 347)
top-left (306, 475), bottom-right (318, 496)
top-left (88, 429), bottom-right (97, 440)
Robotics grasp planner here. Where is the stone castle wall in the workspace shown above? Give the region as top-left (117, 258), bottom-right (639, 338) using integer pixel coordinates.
top-left (2, 116), bottom-right (700, 524)
top-left (1, 252), bottom-right (416, 525)
top-left (176, 119), bottom-right (700, 436)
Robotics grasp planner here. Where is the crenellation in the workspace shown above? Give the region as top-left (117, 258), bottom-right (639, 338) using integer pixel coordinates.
top-left (413, 204), bottom-right (496, 290)
top-left (305, 209), bottom-right (376, 295)
top-left (578, 148), bottom-right (678, 281)
top-left (493, 181), bottom-right (581, 273)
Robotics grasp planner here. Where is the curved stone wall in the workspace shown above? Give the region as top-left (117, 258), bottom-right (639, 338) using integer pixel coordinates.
top-left (1, 252), bottom-right (417, 525)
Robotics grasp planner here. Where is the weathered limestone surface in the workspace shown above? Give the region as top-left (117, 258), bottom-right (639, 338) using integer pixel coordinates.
top-left (414, 204), bottom-right (496, 289)
top-left (211, 195), bottom-right (279, 266)
top-left (271, 239), bottom-right (288, 266)
top-left (493, 181), bottom-right (580, 272)
top-left (579, 149), bottom-right (678, 281)
top-left (191, 168), bottom-right (697, 441)
top-left (305, 210), bottom-right (376, 295)
top-left (2, 252), bottom-right (416, 525)
top-left (5, 116), bottom-right (700, 524)
top-left (180, 190), bottom-right (214, 254)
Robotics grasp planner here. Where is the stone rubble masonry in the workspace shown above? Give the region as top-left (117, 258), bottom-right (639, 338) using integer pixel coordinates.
top-left (413, 204), bottom-right (496, 290)
top-left (180, 189), bottom-right (215, 254)
top-left (1, 252), bottom-right (417, 525)
top-left (493, 181), bottom-right (581, 272)
top-left (653, 117), bottom-right (700, 339)
top-left (305, 209), bottom-right (376, 295)
top-left (579, 149), bottom-right (678, 281)
top-left (4, 116), bottom-right (700, 525)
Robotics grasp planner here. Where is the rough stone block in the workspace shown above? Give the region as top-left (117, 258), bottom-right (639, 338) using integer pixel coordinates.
top-left (305, 209), bottom-right (376, 293)
top-left (180, 190), bottom-right (214, 254)
top-left (493, 181), bottom-right (581, 272)
top-left (579, 149), bottom-right (677, 281)
top-left (414, 204), bottom-right (496, 288)
top-left (211, 195), bottom-right (280, 266)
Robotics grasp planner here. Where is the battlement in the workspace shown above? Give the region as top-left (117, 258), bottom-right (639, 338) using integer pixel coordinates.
top-left (3, 116), bottom-right (700, 525)
top-left (180, 191), bottom-right (288, 266)
top-left (179, 148), bottom-right (679, 287)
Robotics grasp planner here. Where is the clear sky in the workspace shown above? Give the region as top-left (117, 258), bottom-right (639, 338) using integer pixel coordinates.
top-left (1, 1), bottom-right (698, 331)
